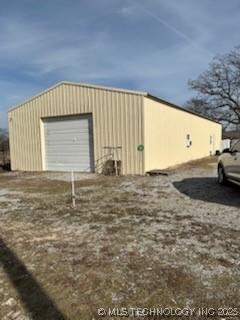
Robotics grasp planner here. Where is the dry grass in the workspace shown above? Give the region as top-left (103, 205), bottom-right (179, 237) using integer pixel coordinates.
top-left (0, 158), bottom-right (239, 319)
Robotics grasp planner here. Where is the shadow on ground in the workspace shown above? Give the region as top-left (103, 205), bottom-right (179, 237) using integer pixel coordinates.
top-left (0, 237), bottom-right (65, 320)
top-left (173, 177), bottom-right (240, 207)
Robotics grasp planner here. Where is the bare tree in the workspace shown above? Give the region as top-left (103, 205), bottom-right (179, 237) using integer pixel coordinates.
top-left (0, 129), bottom-right (9, 165)
top-left (185, 97), bottom-right (213, 116)
top-left (186, 47), bottom-right (240, 128)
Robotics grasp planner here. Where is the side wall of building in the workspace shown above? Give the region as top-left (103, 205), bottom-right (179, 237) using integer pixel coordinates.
top-left (143, 97), bottom-right (222, 172)
top-left (8, 83), bottom-right (145, 175)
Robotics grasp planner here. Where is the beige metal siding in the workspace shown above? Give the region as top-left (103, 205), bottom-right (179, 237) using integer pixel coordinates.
top-left (8, 83), bottom-right (144, 175)
top-left (143, 97), bottom-right (222, 171)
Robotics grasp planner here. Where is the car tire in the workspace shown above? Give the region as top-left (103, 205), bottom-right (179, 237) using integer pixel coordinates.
top-left (218, 164), bottom-right (227, 185)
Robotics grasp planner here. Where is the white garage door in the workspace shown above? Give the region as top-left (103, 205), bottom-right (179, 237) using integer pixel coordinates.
top-left (43, 115), bottom-right (94, 172)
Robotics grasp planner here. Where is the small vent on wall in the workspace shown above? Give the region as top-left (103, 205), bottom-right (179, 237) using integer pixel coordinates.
top-left (186, 134), bottom-right (192, 148)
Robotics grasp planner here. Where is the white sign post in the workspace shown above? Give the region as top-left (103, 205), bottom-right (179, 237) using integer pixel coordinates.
top-left (71, 171), bottom-right (76, 207)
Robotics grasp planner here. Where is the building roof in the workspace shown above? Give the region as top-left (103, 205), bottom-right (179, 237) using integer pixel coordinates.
top-left (146, 94), bottom-right (220, 125)
top-left (8, 81), bottom-right (220, 125)
top-left (222, 130), bottom-right (240, 139)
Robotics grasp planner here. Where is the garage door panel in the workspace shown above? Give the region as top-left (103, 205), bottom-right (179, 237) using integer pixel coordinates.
top-left (45, 137), bottom-right (90, 143)
top-left (46, 149), bottom-right (90, 154)
top-left (45, 145), bottom-right (89, 153)
top-left (45, 127), bottom-right (89, 133)
top-left (47, 164), bottom-right (90, 171)
top-left (46, 155), bottom-right (91, 161)
top-left (45, 142), bottom-right (90, 148)
top-left (43, 115), bottom-right (93, 172)
top-left (45, 131), bottom-right (89, 137)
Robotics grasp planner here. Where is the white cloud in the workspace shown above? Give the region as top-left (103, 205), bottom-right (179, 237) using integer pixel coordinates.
top-left (1, 0), bottom-right (240, 128)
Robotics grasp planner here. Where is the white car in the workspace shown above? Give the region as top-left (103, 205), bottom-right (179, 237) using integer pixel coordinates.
top-left (218, 139), bottom-right (240, 186)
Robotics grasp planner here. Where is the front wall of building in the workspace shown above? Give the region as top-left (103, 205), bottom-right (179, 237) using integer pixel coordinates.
top-left (143, 97), bottom-right (222, 171)
top-left (8, 83), bottom-right (145, 175)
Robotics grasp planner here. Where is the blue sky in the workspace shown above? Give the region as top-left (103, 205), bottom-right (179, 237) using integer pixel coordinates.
top-left (1, 0), bottom-right (240, 127)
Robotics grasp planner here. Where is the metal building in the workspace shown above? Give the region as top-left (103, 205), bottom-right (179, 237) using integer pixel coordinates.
top-left (8, 81), bottom-right (222, 175)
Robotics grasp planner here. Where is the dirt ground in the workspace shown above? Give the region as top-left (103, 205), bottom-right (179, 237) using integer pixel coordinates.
top-left (0, 157), bottom-right (239, 320)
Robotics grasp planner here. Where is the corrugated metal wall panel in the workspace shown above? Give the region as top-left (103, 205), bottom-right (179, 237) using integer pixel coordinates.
top-left (8, 83), bottom-right (144, 174)
top-left (143, 96), bottom-right (222, 171)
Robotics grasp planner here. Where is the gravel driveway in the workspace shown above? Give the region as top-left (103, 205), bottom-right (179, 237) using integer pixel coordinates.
top-left (0, 157), bottom-right (239, 319)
